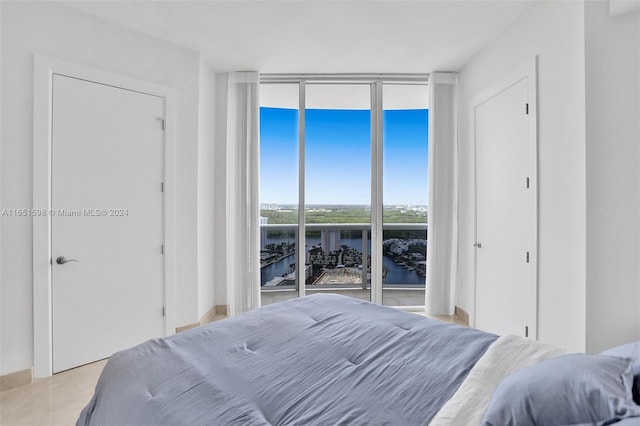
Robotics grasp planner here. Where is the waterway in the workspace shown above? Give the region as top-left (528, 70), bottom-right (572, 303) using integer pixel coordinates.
top-left (261, 236), bottom-right (424, 286)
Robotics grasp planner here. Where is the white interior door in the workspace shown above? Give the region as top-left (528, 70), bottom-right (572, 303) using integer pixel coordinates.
top-left (475, 77), bottom-right (536, 338)
top-left (52, 74), bottom-right (165, 373)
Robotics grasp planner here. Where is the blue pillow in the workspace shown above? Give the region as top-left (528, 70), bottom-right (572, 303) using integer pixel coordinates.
top-left (602, 341), bottom-right (640, 404)
top-left (602, 341), bottom-right (640, 374)
top-left (481, 354), bottom-right (640, 426)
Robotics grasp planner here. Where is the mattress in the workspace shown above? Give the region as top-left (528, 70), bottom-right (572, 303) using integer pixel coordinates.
top-left (78, 294), bottom-right (496, 425)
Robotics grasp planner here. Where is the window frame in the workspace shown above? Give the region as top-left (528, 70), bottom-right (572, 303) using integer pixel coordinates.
top-left (260, 74), bottom-right (429, 308)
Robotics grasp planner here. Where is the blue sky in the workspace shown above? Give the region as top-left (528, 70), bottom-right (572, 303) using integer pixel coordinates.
top-left (260, 107), bottom-right (428, 205)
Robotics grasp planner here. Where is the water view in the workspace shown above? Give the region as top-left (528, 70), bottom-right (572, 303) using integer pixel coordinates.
top-left (261, 234), bottom-right (426, 287)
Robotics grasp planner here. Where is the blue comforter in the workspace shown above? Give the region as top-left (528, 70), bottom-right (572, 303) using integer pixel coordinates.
top-left (78, 294), bottom-right (496, 425)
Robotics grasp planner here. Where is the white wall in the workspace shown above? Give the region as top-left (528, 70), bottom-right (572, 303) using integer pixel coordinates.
top-left (213, 74), bottom-right (229, 307)
top-left (0, 0), bottom-right (3, 377)
top-left (0, 1), bottom-right (202, 375)
top-left (584, 1), bottom-right (640, 353)
top-left (457, 1), bottom-right (587, 352)
top-left (197, 60), bottom-right (217, 318)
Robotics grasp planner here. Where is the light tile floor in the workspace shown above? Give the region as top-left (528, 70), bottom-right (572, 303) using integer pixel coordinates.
top-left (0, 303), bottom-right (465, 426)
top-left (0, 359), bottom-right (107, 426)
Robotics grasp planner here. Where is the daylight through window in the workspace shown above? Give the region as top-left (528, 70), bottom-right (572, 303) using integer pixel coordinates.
top-left (260, 78), bottom-right (428, 308)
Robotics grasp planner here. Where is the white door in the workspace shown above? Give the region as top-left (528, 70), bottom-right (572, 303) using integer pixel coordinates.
top-left (475, 77), bottom-right (536, 338)
top-left (52, 74), bottom-right (165, 373)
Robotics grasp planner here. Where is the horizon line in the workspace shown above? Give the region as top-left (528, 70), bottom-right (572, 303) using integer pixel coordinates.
top-left (260, 204), bottom-right (428, 207)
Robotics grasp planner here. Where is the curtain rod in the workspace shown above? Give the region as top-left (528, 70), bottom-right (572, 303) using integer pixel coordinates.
top-left (260, 73), bottom-right (429, 84)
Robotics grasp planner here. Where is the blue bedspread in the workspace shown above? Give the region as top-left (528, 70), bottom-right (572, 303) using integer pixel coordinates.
top-left (78, 294), bottom-right (496, 425)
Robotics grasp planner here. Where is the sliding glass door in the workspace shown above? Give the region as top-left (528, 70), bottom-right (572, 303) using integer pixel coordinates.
top-left (305, 84), bottom-right (371, 301)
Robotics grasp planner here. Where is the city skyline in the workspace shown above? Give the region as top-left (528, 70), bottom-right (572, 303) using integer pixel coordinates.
top-left (260, 107), bottom-right (429, 205)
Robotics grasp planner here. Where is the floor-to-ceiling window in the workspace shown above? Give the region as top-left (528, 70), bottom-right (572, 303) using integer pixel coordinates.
top-left (259, 84), bottom-right (300, 305)
top-left (260, 76), bottom-right (428, 308)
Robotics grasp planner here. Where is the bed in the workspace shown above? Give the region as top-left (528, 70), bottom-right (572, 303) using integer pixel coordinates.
top-left (78, 294), bottom-right (640, 425)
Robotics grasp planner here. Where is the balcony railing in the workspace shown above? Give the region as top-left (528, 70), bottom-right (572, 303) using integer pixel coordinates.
top-left (260, 223), bottom-right (427, 305)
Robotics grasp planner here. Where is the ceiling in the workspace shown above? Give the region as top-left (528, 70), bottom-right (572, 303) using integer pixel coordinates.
top-left (261, 82), bottom-right (430, 109)
top-left (61, 0), bottom-right (537, 74)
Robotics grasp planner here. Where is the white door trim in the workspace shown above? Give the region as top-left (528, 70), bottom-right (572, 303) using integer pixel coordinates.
top-left (33, 54), bottom-right (177, 377)
top-left (470, 57), bottom-right (538, 336)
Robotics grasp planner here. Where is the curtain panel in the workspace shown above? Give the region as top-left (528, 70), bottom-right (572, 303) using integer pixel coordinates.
top-left (226, 72), bottom-right (261, 316)
top-left (426, 72), bottom-right (458, 316)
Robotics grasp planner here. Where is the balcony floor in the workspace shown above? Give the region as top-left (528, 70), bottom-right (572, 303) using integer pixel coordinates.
top-left (262, 288), bottom-right (424, 305)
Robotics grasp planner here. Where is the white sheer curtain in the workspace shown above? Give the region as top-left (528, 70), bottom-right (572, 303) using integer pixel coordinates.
top-left (226, 72), bottom-right (261, 316)
top-left (426, 72), bottom-right (458, 316)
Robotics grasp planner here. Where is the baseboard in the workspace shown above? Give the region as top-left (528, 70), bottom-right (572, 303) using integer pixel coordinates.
top-left (215, 305), bottom-right (227, 316)
top-left (454, 306), bottom-right (470, 326)
top-left (175, 322), bottom-right (199, 333)
top-left (199, 305), bottom-right (218, 325)
top-left (176, 304), bottom-right (228, 333)
top-left (0, 368), bottom-right (33, 392)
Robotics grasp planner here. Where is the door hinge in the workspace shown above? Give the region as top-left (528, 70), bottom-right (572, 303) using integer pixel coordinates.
top-left (161, 182), bottom-right (165, 192)
top-left (525, 103), bottom-right (529, 115)
top-left (158, 118), bottom-right (166, 131)
top-left (162, 307), bottom-right (165, 317)
top-left (526, 251), bottom-right (530, 263)
top-left (526, 177), bottom-right (530, 189)
top-left (161, 244), bottom-right (165, 255)
top-left (525, 326), bottom-right (529, 338)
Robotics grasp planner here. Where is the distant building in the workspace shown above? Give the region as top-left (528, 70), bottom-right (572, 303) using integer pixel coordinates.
top-left (260, 203), bottom-right (279, 211)
top-left (390, 242), bottom-right (409, 255)
top-left (264, 265), bottom-right (312, 287)
top-left (260, 216), bottom-right (268, 249)
top-left (321, 230), bottom-right (341, 253)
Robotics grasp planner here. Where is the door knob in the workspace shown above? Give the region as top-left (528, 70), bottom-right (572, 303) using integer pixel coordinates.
top-left (56, 256), bottom-right (79, 265)
top-left (473, 242), bottom-right (482, 248)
